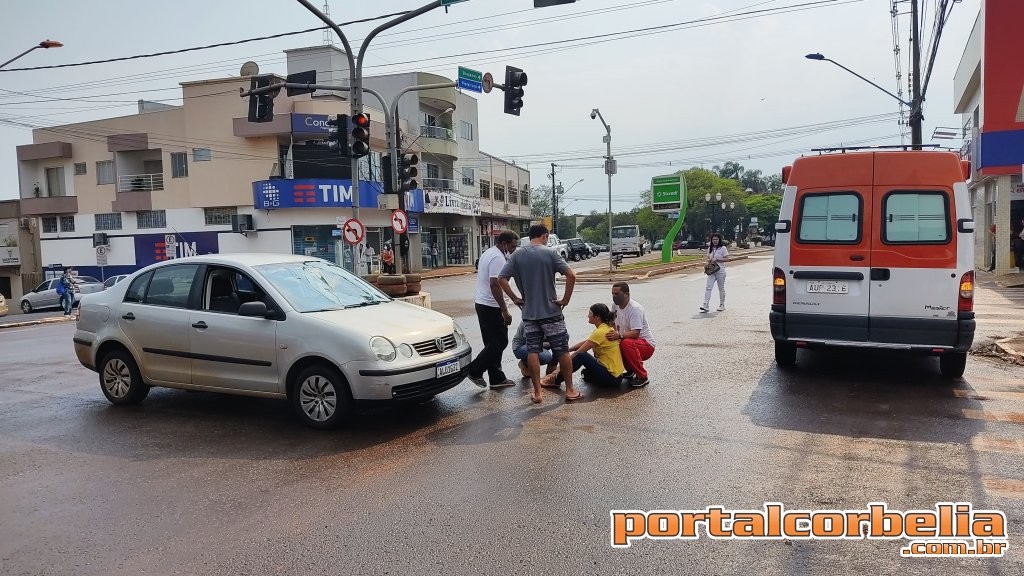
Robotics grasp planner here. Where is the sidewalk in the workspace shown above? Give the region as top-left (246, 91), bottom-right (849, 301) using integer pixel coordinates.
top-left (973, 269), bottom-right (1024, 363)
top-left (419, 266), bottom-right (477, 280)
top-left (572, 246), bottom-right (776, 283)
top-left (0, 314), bottom-right (76, 330)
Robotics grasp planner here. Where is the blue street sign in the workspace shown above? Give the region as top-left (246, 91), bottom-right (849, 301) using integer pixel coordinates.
top-left (457, 77), bottom-right (482, 93)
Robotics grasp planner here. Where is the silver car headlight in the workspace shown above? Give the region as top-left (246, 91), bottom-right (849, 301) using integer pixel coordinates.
top-left (452, 322), bottom-right (467, 346)
top-left (369, 336), bottom-right (397, 362)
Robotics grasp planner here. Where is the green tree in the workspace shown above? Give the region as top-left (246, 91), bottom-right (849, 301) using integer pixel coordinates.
top-left (743, 194), bottom-right (783, 231)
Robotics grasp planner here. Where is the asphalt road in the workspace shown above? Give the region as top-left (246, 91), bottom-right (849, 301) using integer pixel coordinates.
top-left (1, 257), bottom-right (1023, 575)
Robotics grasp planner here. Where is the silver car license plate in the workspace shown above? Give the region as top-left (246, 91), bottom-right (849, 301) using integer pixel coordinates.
top-left (436, 358), bottom-right (460, 378)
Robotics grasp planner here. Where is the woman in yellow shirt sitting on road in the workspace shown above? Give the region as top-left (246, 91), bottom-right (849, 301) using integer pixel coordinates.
top-left (541, 303), bottom-right (626, 391)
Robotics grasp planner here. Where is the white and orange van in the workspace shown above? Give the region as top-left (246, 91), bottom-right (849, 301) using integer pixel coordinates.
top-left (770, 150), bottom-right (976, 378)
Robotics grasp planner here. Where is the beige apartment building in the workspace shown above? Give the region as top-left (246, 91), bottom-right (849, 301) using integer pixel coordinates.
top-left (14, 47), bottom-right (530, 284)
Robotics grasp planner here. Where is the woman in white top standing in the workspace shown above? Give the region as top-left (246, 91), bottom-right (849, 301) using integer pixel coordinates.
top-left (700, 233), bottom-right (729, 312)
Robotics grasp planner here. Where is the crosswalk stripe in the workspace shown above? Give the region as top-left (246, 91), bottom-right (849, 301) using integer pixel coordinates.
top-left (971, 436), bottom-right (1024, 454)
top-left (953, 389), bottom-right (1024, 402)
top-left (962, 408), bottom-right (1024, 424)
top-left (982, 477), bottom-right (1024, 500)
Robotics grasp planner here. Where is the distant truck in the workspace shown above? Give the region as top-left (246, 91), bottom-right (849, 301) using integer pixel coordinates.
top-left (611, 225), bottom-right (647, 257)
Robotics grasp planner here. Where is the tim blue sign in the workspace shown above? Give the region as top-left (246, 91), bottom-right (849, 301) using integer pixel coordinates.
top-left (291, 113), bottom-right (331, 134)
top-left (134, 232), bottom-right (220, 267)
top-left (252, 179), bottom-right (424, 212)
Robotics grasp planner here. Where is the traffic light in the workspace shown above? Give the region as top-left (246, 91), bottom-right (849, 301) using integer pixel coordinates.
top-left (503, 65), bottom-right (527, 116)
top-left (349, 113), bottom-right (371, 158)
top-left (397, 151), bottom-right (419, 192)
top-left (247, 75), bottom-right (275, 123)
top-left (326, 114), bottom-right (349, 156)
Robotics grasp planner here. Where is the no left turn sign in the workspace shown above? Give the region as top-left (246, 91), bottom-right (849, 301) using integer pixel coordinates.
top-left (391, 209), bottom-right (409, 234)
top-left (341, 218), bottom-right (365, 245)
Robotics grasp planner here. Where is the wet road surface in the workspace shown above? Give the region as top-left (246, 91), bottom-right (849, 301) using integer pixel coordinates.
top-left (1, 257), bottom-right (1023, 575)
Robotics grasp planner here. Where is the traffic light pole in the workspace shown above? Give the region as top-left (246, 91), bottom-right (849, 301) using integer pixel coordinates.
top-left (387, 81), bottom-right (458, 274)
top-left (550, 163), bottom-right (557, 236)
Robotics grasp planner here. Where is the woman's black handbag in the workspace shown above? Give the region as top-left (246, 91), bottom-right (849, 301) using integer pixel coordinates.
top-left (704, 261), bottom-right (720, 275)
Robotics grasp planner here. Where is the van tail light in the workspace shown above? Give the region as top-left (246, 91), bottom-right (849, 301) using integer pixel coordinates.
top-left (958, 271), bottom-right (974, 312)
top-left (773, 267), bottom-right (786, 306)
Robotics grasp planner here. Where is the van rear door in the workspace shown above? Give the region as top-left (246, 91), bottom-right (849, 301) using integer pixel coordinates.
top-left (868, 171), bottom-right (959, 346)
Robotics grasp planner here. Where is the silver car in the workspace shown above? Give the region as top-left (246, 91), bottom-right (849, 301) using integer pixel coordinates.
top-left (21, 276), bottom-right (104, 313)
top-left (72, 254), bottom-right (471, 429)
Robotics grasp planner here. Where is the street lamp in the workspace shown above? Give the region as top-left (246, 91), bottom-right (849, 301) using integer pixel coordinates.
top-left (591, 108), bottom-right (614, 273)
top-left (804, 52), bottom-right (921, 149)
top-left (705, 192), bottom-right (722, 235)
top-left (1, 39), bottom-right (63, 70)
top-left (553, 178), bottom-right (583, 235)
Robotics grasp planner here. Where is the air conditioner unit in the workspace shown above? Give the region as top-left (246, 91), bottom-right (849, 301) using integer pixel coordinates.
top-left (92, 232), bottom-right (109, 247)
top-left (231, 214), bottom-right (255, 236)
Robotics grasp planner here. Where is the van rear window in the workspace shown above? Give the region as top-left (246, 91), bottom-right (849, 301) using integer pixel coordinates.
top-left (797, 193), bottom-right (861, 243)
top-left (883, 191), bottom-right (950, 243)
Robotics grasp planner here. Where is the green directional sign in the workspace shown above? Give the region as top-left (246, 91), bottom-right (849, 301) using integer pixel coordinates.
top-left (458, 67), bottom-right (482, 83)
top-left (651, 174), bottom-right (684, 213)
top-left (442, 0), bottom-right (469, 6)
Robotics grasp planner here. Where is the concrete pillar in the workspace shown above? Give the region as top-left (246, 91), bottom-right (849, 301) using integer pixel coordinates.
top-left (996, 175), bottom-right (1013, 275)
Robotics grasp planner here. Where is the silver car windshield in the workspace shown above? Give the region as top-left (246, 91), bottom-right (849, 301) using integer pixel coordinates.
top-left (255, 260), bottom-right (390, 312)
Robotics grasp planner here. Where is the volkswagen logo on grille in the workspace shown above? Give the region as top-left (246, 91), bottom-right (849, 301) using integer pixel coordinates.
top-left (435, 337), bottom-right (446, 352)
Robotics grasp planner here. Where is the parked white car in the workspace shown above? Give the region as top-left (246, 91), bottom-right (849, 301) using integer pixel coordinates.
top-left (102, 274), bottom-right (131, 289)
top-left (73, 254), bottom-right (471, 429)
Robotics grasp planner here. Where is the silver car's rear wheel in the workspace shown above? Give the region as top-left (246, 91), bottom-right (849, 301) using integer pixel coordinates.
top-left (21, 300), bottom-right (32, 314)
top-left (99, 349), bottom-right (150, 405)
top-left (292, 364), bottom-right (351, 429)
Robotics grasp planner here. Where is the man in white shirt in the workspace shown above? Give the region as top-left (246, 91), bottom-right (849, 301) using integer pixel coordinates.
top-left (467, 230), bottom-right (520, 389)
top-left (608, 282), bottom-right (656, 387)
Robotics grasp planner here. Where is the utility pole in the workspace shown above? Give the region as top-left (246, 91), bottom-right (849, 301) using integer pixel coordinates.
top-left (550, 163), bottom-right (557, 236)
top-left (909, 0), bottom-right (923, 150)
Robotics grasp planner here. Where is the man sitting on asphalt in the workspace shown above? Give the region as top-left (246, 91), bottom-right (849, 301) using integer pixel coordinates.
top-left (608, 282), bottom-right (656, 387)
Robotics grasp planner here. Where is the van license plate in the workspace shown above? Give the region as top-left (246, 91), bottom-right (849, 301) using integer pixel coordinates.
top-left (807, 281), bottom-right (848, 294)
top-left (436, 358), bottom-right (461, 378)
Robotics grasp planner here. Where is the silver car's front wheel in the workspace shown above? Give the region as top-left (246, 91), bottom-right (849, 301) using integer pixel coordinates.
top-left (99, 349), bottom-right (150, 405)
top-left (292, 364), bottom-right (351, 429)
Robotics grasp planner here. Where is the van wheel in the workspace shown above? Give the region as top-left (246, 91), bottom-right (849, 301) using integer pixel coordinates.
top-left (573, 253), bottom-right (581, 261)
top-left (292, 364), bottom-right (352, 429)
top-left (939, 352), bottom-right (967, 379)
top-left (99, 349), bottom-right (150, 405)
top-left (775, 341), bottom-right (797, 369)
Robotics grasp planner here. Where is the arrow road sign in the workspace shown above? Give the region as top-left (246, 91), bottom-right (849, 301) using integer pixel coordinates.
top-left (391, 209), bottom-right (409, 234)
top-left (342, 218), bottom-right (365, 245)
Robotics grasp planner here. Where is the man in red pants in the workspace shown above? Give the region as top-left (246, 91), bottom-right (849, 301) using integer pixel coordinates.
top-left (608, 282), bottom-right (655, 387)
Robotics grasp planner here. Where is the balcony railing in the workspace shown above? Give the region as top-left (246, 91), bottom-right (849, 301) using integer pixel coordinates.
top-left (422, 178), bottom-right (458, 191)
top-left (118, 173), bottom-right (164, 193)
top-left (420, 125), bottom-right (455, 141)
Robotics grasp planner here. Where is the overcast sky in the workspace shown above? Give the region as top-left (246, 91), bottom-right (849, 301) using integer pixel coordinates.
top-left (1, 0), bottom-right (978, 214)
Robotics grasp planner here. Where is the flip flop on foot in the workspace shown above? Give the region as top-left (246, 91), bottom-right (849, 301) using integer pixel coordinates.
top-left (564, 391), bottom-right (584, 402)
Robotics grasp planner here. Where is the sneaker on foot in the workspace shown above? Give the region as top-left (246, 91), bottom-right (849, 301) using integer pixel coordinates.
top-left (629, 376), bottom-right (649, 388)
top-left (717, 304), bottom-right (725, 312)
top-left (490, 378), bottom-right (516, 389)
top-left (468, 374), bottom-right (487, 388)
top-left (699, 305), bottom-right (709, 313)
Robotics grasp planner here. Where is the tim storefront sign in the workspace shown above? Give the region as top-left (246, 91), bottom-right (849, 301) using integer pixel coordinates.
top-left (611, 502), bottom-right (1008, 557)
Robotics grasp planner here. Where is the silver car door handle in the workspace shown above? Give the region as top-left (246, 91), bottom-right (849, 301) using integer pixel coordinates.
top-left (121, 313), bottom-right (135, 320)
top-left (191, 321), bottom-right (208, 329)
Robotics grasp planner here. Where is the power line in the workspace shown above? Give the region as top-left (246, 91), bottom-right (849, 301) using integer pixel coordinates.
top-left (0, 13), bottom-right (409, 73)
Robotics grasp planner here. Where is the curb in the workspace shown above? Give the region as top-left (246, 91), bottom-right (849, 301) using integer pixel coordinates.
top-left (421, 271), bottom-right (477, 281)
top-left (0, 315), bottom-right (76, 330)
top-left (995, 337), bottom-right (1024, 359)
top-left (571, 249), bottom-right (771, 283)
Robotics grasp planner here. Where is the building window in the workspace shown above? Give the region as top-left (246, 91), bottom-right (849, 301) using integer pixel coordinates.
top-left (494, 184), bottom-right (505, 203)
top-left (797, 192), bottom-right (861, 243)
top-left (459, 120), bottom-right (474, 141)
top-left (136, 210), bottom-right (167, 229)
top-left (45, 166), bottom-right (65, 197)
top-left (462, 167), bottom-right (475, 186)
top-left (480, 180), bottom-right (490, 199)
top-left (95, 213), bottom-right (123, 231)
top-left (96, 161), bottom-right (115, 185)
top-left (192, 148), bottom-right (212, 162)
top-left (171, 152), bottom-right (189, 178)
top-left (204, 207), bottom-right (237, 226)
top-left (521, 185), bottom-right (530, 205)
top-left (74, 163), bottom-right (87, 176)
top-left (59, 216), bottom-right (75, 232)
top-left (42, 217), bottom-right (57, 233)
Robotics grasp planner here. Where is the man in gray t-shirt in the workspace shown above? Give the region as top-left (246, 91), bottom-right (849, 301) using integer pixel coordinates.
top-left (498, 224), bottom-right (581, 404)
